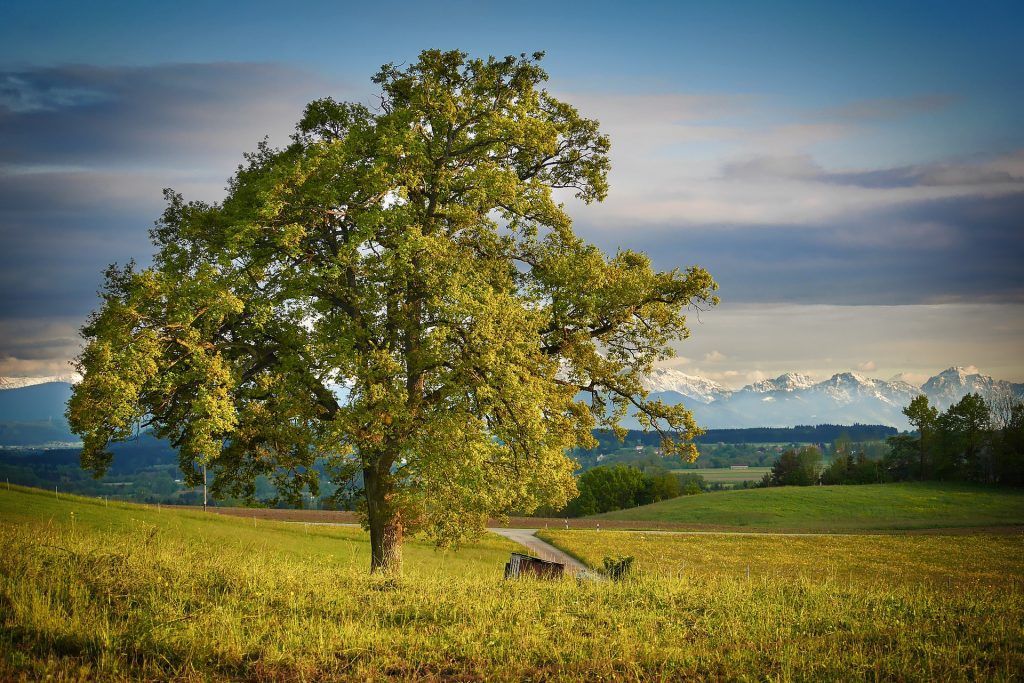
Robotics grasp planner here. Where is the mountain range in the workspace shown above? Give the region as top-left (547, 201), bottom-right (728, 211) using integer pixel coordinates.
top-left (1, 367), bottom-right (1022, 443)
top-left (641, 367), bottom-right (1024, 431)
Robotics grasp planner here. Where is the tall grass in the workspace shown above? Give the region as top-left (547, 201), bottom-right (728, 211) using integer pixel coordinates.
top-left (539, 529), bottom-right (1024, 589)
top-left (2, 485), bottom-right (1022, 680)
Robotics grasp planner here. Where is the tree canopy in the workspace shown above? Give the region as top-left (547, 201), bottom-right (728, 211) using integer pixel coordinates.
top-left (768, 446), bottom-right (822, 486)
top-left (67, 50), bottom-right (718, 573)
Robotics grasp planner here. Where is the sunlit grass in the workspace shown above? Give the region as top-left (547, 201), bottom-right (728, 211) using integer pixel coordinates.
top-left (539, 528), bottom-right (1024, 589)
top-left (2, 484), bottom-right (1022, 680)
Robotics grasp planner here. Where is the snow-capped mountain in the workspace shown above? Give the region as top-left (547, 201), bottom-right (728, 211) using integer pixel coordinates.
top-left (0, 373), bottom-right (80, 390)
top-left (747, 372), bottom-right (816, 393)
top-left (1, 367), bottom-right (1021, 438)
top-left (637, 367), bottom-right (1024, 430)
top-left (643, 368), bottom-right (732, 404)
top-left (809, 372), bottom-right (920, 406)
top-left (920, 366), bottom-right (1020, 410)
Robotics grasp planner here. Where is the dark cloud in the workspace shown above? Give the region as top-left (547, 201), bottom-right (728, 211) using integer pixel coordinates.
top-left (0, 73), bottom-right (111, 113)
top-left (0, 63), bottom-right (335, 167)
top-left (721, 153), bottom-right (1024, 189)
top-left (824, 164), bottom-right (1021, 189)
top-left (580, 192), bottom-right (1024, 306)
top-left (0, 336), bottom-right (79, 361)
top-left (813, 94), bottom-right (957, 123)
top-left (0, 62), bottom-right (337, 329)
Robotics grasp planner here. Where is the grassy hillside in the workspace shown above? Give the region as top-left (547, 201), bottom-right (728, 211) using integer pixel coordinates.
top-left (594, 482), bottom-right (1024, 530)
top-left (0, 484), bottom-right (515, 574)
top-left (2, 484), bottom-right (1023, 680)
top-left (671, 466), bottom-right (770, 485)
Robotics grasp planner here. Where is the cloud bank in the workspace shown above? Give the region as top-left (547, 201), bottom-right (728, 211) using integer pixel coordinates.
top-left (1, 64), bottom-right (1021, 381)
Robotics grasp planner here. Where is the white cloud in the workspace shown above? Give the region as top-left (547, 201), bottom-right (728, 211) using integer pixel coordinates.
top-left (661, 302), bottom-right (1024, 388)
top-left (555, 87), bottom-right (1024, 233)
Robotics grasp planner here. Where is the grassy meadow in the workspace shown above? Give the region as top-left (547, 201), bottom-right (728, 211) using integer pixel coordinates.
top-left (671, 466), bottom-right (771, 485)
top-left (2, 484), bottom-right (1023, 680)
top-left (594, 481), bottom-right (1024, 531)
top-left (538, 529), bottom-right (1024, 589)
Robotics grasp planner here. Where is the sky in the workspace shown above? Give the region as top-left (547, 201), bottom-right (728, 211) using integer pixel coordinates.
top-left (1, 0), bottom-right (1022, 388)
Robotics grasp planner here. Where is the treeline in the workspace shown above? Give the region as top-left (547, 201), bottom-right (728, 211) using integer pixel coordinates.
top-left (561, 464), bottom-right (704, 516)
top-left (762, 443), bottom-right (887, 487)
top-left (695, 424), bottom-right (896, 444)
top-left (577, 424), bottom-right (896, 453)
top-left (763, 393), bottom-right (1024, 487)
top-left (889, 393), bottom-right (1024, 485)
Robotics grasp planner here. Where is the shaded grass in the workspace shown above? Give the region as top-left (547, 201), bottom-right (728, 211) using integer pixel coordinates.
top-left (594, 481), bottom-right (1024, 530)
top-left (2, 484), bottom-right (1023, 680)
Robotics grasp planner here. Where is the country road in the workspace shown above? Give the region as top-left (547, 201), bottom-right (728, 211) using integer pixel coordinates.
top-left (488, 527), bottom-right (592, 575)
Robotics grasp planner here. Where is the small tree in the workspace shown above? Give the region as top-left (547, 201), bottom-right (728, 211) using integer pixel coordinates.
top-left (884, 433), bottom-right (918, 481)
top-left (67, 50), bottom-right (717, 574)
top-left (993, 402), bottom-right (1024, 485)
top-left (640, 469), bottom-right (682, 504)
top-left (769, 446), bottom-right (821, 486)
top-left (937, 393), bottom-right (991, 481)
top-left (903, 395), bottom-right (938, 480)
top-left (567, 464), bottom-right (647, 515)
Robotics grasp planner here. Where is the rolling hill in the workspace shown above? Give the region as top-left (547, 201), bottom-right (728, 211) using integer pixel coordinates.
top-left (592, 482), bottom-right (1024, 531)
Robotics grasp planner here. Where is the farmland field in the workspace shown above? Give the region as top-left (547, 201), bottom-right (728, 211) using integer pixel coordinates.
top-left (2, 484), bottom-right (1023, 680)
top-left (671, 466), bottom-right (771, 484)
top-left (594, 481), bottom-right (1024, 531)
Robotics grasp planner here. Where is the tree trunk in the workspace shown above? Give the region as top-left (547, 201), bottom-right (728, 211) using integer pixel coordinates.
top-left (364, 467), bottom-right (403, 575)
top-left (919, 433), bottom-right (927, 481)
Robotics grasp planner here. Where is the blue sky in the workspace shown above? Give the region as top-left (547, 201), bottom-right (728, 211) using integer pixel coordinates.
top-left (1, 0), bottom-right (1022, 385)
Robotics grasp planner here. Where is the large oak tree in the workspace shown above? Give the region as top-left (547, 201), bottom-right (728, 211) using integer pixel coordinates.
top-left (68, 50), bottom-right (717, 574)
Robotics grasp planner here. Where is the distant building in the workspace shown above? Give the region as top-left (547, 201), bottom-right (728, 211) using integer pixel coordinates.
top-left (730, 465), bottom-right (749, 469)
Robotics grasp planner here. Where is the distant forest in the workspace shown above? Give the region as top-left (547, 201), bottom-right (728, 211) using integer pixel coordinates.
top-left (1, 424), bottom-right (900, 507)
top-left (584, 424), bottom-right (898, 451)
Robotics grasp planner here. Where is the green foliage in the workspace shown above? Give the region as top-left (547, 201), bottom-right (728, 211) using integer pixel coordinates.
top-left (644, 469), bottom-right (684, 501)
top-left (767, 446), bottom-right (822, 486)
top-left (565, 464), bottom-right (692, 516)
top-left (567, 465), bottom-right (646, 516)
top-left (994, 402), bottom-right (1024, 486)
top-left (820, 436), bottom-right (886, 485)
top-left (682, 478), bottom-right (704, 495)
top-left (67, 50), bottom-right (717, 571)
top-left (601, 555), bottom-right (635, 580)
top-left (903, 395), bottom-right (940, 479)
top-left (886, 393), bottom-right (1024, 486)
top-left (936, 392), bottom-right (990, 480)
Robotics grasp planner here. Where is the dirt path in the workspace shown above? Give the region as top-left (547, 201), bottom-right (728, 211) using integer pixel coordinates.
top-left (489, 528), bottom-right (593, 576)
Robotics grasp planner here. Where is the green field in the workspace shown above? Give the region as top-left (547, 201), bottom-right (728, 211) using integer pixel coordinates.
top-left (594, 481), bottom-right (1024, 530)
top-left (2, 484), bottom-right (1023, 680)
top-left (672, 466), bottom-right (771, 484)
top-left (539, 529), bottom-right (1024, 588)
